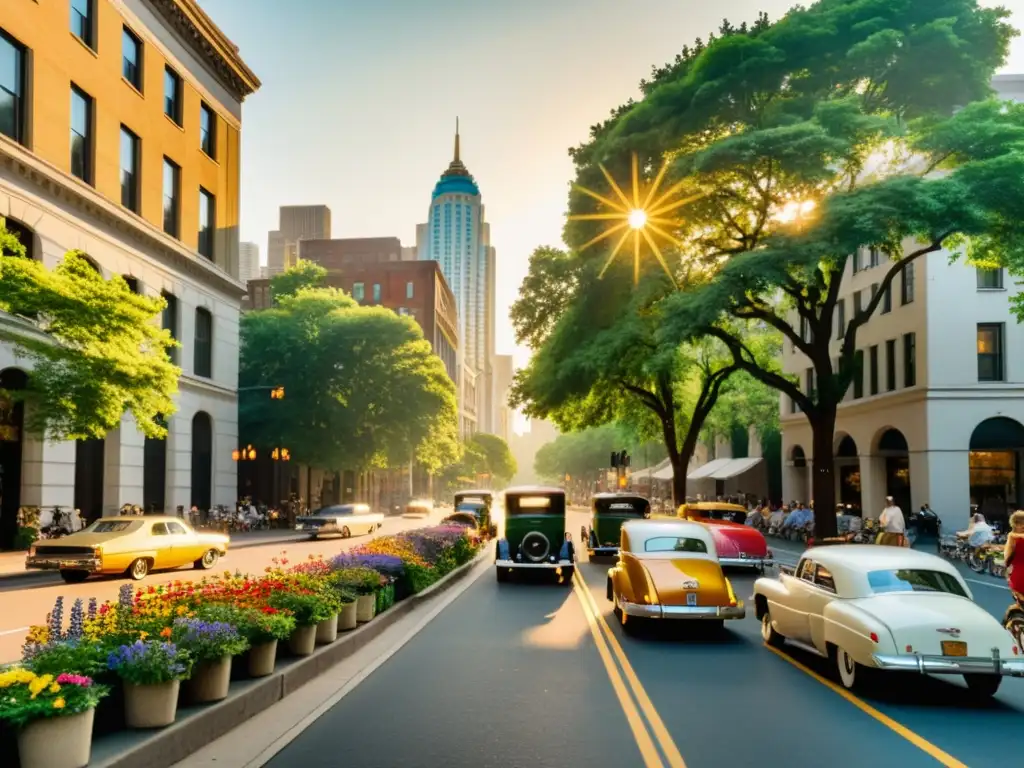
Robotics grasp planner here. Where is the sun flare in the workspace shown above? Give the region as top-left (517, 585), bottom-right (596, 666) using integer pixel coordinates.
top-left (567, 152), bottom-right (703, 284)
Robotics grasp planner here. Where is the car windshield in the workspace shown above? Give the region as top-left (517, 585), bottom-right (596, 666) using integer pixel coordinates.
top-left (644, 536), bottom-right (708, 553)
top-left (867, 569), bottom-right (968, 597)
top-left (597, 500), bottom-right (646, 517)
top-left (87, 521), bottom-right (139, 533)
top-left (506, 494), bottom-right (565, 516)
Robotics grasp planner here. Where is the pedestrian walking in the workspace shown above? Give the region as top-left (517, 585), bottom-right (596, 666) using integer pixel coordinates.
top-left (878, 496), bottom-right (906, 546)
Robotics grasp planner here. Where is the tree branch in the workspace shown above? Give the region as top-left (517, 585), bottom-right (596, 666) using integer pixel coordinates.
top-left (617, 379), bottom-right (668, 419)
top-left (732, 302), bottom-right (814, 358)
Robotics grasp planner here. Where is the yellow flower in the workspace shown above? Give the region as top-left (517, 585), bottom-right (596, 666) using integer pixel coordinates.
top-left (49, 682), bottom-right (61, 694)
top-left (139, 631), bottom-right (149, 640)
top-left (28, 674), bottom-right (53, 699)
top-left (53, 698), bottom-right (65, 709)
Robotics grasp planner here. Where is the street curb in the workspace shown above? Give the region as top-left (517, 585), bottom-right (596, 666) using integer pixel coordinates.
top-left (91, 544), bottom-right (493, 768)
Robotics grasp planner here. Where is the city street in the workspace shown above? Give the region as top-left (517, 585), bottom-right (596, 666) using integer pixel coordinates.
top-left (0, 511), bottom-right (448, 662)
top-left (265, 508), bottom-right (1020, 768)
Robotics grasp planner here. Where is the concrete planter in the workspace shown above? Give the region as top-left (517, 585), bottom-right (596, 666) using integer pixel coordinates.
top-left (16, 708), bottom-right (95, 768)
top-left (287, 624), bottom-right (317, 656)
top-left (356, 594), bottom-right (376, 623)
top-left (185, 657), bottom-right (232, 703)
top-left (338, 601), bottom-right (358, 631)
top-left (124, 680), bottom-right (180, 729)
top-left (315, 615), bottom-right (338, 644)
top-left (247, 640), bottom-right (278, 678)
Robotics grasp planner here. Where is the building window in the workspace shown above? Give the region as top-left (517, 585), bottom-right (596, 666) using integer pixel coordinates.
top-left (1, 217), bottom-right (34, 260)
top-left (852, 351), bottom-right (864, 399)
top-left (122, 275), bottom-right (140, 294)
top-left (161, 291), bottom-right (178, 364)
top-left (164, 67), bottom-right (182, 125)
top-left (853, 290), bottom-right (862, 315)
top-left (977, 268), bottom-right (1004, 290)
top-left (119, 126), bottom-right (140, 212)
top-left (70, 0), bottom-right (94, 49)
top-left (835, 299), bottom-right (845, 340)
top-left (868, 246), bottom-right (880, 268)
top-left (977, 323), bottom-right (1005, 382)
top-left (851, 251), bottom-right (861, 273)
top-left (869, 345), bottom-right (879, 395)
top-left (903, 333), bottom-right (916, 387)
top-left (200, 103), bottom-right (216, 158)
top-left (162, 158), bottom-right (180, 237)
top-left (881, 284), bottom-right (892, 314)
top-left (406, 281), bottom-right (414, 299)
top-left (352, 282), bottom-right (365, 302)
top-left (885, 339), bottom-right (896, 392)
top-left (372, 283), bottom-right (381, 303)
top-left (0, 31), bottom-right (27, 145)
top-left (70, 86), bottom-right (93, 184)
top-left (901, 262), bottom-right (915, 304)
top-left (122, 27), bottom-right (142, 90)
top-left (198, 187), bottom-right (215, 260)
top-left (194, 308), bottom-right (213, 378)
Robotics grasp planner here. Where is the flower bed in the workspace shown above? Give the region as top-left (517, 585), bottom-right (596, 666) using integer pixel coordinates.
top-left (0, 522), bottom-right (481, 767)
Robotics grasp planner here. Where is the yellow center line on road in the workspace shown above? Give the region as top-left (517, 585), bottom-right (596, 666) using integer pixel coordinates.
top-left (764, 645), bottom-right (969, 768)
top-left (573, 572), bottom-right (687, 768)
top-left (570, 575), bottom-right (664, 768)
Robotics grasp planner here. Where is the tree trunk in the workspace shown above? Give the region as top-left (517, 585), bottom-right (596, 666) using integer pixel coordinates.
top-left (810, 408), bottom-right (839, 539)
top-left (659, 418), bottom-right (686, 508)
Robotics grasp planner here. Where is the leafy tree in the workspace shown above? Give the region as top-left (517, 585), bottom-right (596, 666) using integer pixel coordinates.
top-left (270, 259), bottom-right (326, 303)
top-left (534, 424), bottom-right (665, 483)
top-left (438, 440), bottom-right (487, 493)
top-left (564, 0), bottom-right (1020, 535)
top-left (509, 246), bottom-right (582, 350)
top-left (469, 433), bottom-right (517, 485)
top-left (240, 276), bottom-right (458, 477)
top-left (0, 224), bottom-right (178, 439)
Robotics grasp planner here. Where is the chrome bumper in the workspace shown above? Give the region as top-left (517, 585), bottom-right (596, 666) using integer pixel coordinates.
top-left (25, 556), bottom-right (101, 572)
top-left (719, 555), bottom-right (773, 569)
top-left (621, 601), bottom-right (746, 620)
top-left (587, 546), bottom-right (619, 556)
top-left (871, 651), bottom-right (1024, 677)
top-left (495, 559), bottom-right (573, 570)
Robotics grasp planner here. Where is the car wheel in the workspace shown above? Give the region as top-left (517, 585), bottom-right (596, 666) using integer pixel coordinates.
top-left (964, 674), bottom-right (1001, 698)
top-left (194, 549), bottom-right (219, 570)
top-left (835, 647), bottom-right (862, 690)
top-left (760, 611), bottom-right (785, 648)
top-left (341, 526), bottom-right (351, 538)
top-left (127, 558), bottom-right (150, 581)
top-left (60, 570), bottom-right (89, 584)
top-left (521, 531), bottom-right (551, 563)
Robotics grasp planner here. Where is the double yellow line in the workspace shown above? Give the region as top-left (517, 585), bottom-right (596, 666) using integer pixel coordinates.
top-left (571, 572), bottom-right (687, 768)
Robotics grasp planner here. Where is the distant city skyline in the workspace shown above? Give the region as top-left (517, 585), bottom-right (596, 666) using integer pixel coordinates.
top-left (197, 0), bottom-right (1024, 374)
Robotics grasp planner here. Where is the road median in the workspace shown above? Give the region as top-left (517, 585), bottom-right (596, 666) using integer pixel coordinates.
top-left (87, 544), bottom-right (492, 768)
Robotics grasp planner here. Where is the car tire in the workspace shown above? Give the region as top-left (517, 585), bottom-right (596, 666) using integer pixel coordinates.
top-left (760, 610), bottom-right (785, 648)
top-left (835, 647), bottom-right (864, 690)
top-left (127, 558), bottom-right (150, 581)
top-left (194, 549), bottom-right (219, 570)
top-left (341, 526), bottom-right (351, 538)
top-left (521, 531), bottom-right (550, 563)
top-left (964, 674), bottom-right (1001, 698)
top-left (60, 570), bottom-right (89, 584)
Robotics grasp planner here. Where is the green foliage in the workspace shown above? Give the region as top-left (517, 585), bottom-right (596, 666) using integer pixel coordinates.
top-left (467, 433), bottom-right (517, 484)
top-left (240, 264), bottom-right (459, 473)
top-left (266, 589), bottom-right (337, 626)
top-left (270, 259), bottom-right (326, 303)
top-left (26, 642), bottom-right (107, 678)
top-left (195, 604), bottom-right (296, 645)
top-left (0, 227), bottom-right (179, 440)
top-left (0, 670), bottom-right (108, 728)
top-left (509, 245), bottom-right (582, 350)
top-left (534, 424), bottom-right (665, 482)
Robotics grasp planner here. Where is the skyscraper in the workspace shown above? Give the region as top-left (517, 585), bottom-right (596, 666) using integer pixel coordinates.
top-left (417, 120), bottom-right (496, 435)
top-left (238, 242), bottom-right (260, 283)
top-left (266, 205), bottom-right (332, 275)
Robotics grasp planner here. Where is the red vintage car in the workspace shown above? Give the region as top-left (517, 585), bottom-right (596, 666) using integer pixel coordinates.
top-left (678, 502), bottom-right (774, 573)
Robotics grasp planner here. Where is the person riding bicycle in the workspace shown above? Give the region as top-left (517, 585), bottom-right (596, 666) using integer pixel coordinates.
top-left (957, 513), bottom-right (994, 549)
top-left (1005, 510), bottom-right (1024, 600)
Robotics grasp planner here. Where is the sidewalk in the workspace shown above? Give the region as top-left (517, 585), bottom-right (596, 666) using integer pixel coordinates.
top-left (0, 528), bottom-right (306, 582)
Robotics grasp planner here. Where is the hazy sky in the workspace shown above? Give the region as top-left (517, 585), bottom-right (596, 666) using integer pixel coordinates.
top-left (197, 0), bottom-right (1024, 371)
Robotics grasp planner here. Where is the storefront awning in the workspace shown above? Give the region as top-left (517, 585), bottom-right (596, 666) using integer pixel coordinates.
top-left (686, 458), bottom-right (733, 481)
top-left (631, 458), bottom-right (671, 480)
top-left (708, 457), bottom-right (762, 480)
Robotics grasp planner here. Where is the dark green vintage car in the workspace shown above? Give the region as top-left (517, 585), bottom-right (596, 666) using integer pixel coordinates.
top-left (453, 490), bottom-right (497, 537)
top-left (495, 486), bottom-right (574, 584)
top-left (582, 493), bottom-right (651, 556)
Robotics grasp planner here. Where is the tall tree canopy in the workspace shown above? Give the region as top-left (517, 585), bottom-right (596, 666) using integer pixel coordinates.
top-left (0, 222), bottom-right (178, 439)
top-left (240, 276), bottom-right (458, 475)
top-left (534, 424), bottom-right (667, 483)
top-left (438, 433), bottom-right (518, 492)
top-left (564, 0), bottom-right (1021, 535)
top-left (469, 433), bottom-right (518, 486)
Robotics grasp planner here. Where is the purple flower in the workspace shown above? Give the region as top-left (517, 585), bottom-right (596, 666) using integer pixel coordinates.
top-left (87, 598), bottom-right (98, 622)
top-left (118, 584), bottom-right (133, 607)
top-left (67, 598), bottom-right (85, 640)
top-left (332, 552), bottom-right (404, 576)
top-left (47, 596), bottom-right (65, 643)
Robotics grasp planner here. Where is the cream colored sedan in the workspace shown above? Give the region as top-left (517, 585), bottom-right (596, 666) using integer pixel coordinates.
top-left (754, 545), bottom-right (1024, 697)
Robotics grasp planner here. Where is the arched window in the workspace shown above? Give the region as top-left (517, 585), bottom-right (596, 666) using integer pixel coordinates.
top-left (194, 308), bottom-right (213, 378)
top-left (190, 412), bottom-right (212, 511)
top-left (1, 217), bottom-right (35, 260)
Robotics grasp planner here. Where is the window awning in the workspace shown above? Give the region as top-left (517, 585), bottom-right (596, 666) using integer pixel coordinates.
top-left (652, 462), bottom-right (675, 481)
top-left (708, 457), bottom-right (763, 480)
top-left (686, 458), bottom-right (733, 481)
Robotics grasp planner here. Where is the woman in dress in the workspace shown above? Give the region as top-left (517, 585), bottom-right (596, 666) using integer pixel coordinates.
top-left (1005, 510), bottom-right (1024, 599)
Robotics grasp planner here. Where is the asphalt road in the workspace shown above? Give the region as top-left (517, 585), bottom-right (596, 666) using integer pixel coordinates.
top-left (268, 509), bottom-right (1022, 768)
top-left (0, 510), bottom-right (451, 662)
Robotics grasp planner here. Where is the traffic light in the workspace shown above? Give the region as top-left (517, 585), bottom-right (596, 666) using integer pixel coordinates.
top-left (270, 387), bottom-right (285, 400)
top-left (622, 451), bottom-right (631, 468)
top-left (610, 452), bottom-right (618, 468)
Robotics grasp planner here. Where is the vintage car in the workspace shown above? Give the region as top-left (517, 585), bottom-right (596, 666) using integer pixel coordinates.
top-left (606, 520), bottom-right (745, 632)
top-left (678, 501), bottom-right (773, 572)
top-left (401, 500), bottom-right (434, 519)
top-left (25, 516), bottom-right (229, 583)
top-left (753, 545), bottom-right (1024, 696)
top-left (297, 504), bottom-right (385, 539)
top-left (583, 493), bottom-right (651, 557)
top-left (495, 486), bottom-right (574, 583)
top-left (454, 490), bottom-right (498, 537)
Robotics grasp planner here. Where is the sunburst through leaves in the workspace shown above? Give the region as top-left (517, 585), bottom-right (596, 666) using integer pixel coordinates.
top-left (568, 152), bottom-right (702, 284)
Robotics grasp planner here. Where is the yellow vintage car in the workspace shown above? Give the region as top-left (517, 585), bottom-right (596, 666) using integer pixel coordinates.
top-left (606, 519), bottom-right (745, 632)
top-left (25, 516), bottom-right (229, 583)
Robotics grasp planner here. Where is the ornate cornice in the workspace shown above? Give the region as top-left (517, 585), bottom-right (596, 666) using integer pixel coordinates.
top-left (0, 138), bottom-right (246, 299)
top-left (144, 0), bottom-right (261, 101)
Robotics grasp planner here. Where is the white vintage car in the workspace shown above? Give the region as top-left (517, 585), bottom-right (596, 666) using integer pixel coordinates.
top-left (296, 504), bottom-right (384, 540)
top-left (753, 545), bottom-right (1024, 697)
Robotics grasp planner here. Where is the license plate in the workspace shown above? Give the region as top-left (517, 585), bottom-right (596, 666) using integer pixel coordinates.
top-left (686, 593), bottom-right (697, 606)
top-left (942, 641), bottom-right (968, 657)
